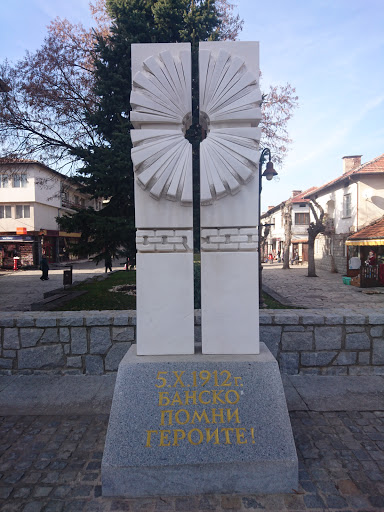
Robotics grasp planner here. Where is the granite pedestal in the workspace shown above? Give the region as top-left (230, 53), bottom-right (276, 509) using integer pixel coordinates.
top-left (102, 344), bottom-right (298, 497)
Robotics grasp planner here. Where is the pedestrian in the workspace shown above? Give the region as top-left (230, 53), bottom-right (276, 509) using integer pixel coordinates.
top-left (105, 253), bottom-right (112, 273)
top-left (268, 253), bottom-right (273, 264)
top-left (40, 254), bottom-right (49, 281)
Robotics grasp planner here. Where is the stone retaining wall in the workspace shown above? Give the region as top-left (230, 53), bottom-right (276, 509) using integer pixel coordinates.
top-left (0, 310), bottom-right (383, 376)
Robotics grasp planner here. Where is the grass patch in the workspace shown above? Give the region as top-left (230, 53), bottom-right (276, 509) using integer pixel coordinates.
top-left (53, 270), bottom-right (136, 311)
top-left (262, 291), bottom-right (298, 309)
top-left (54, 269), bottom-right (293, 311)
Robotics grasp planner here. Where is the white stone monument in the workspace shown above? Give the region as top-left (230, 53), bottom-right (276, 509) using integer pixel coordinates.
top-left (130, 43), bottom-right (194, 355)
top-left (199, 42), bottom-right (261, 354)
top-left (102, 41), bottom-right (298, 497)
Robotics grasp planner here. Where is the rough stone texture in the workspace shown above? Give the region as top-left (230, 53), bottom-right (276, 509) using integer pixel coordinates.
top-left (372, 339), bottom-right (384, 365)
top-left (3, 328), bottom-right (19, 349)
top-left (371, 326), bottom-right (384, 337)
top-left (301, 352), bottom-right (337, 367)
top-left (105, 343), bottom-right (131, 371)
top-left (334, 351), bottom-right (357, 366)
top-left (90, 328), bottom-right (112, 355)
top-left (67, 356), bottom-right (82, 368)
top-left (59, 328), bottom-right (70, 343)
top-left (71, 328), bottom-right (88, 355)
top-left (259, 326), bottom-right (281, 358)
top-left (2, 408), bottom-right (384, 511)
top-left (282, 331), bottom-right (313, 351)
top-left (112, 327), bottom-right (135, 342)
top-left (0, 310), bottom-right (383, 375)
top-left (20, 328), bottom-right (43, 348)
top-left (36, 318), bottom-right (57, 327)
top-left (279, 353), bottom-right (299, 374)
top-left (102, 344), bottom-right (298, 497)
top-left (85, 355), bottom-right (104, 375)
top-left (315, 326), bottom-right (342, 350)
top-left (40, 328), bottom-right (60, 345)
top-left (345, 332), bottom-right (371, 350)
top-left (18, 346), bottom-right (65, 369)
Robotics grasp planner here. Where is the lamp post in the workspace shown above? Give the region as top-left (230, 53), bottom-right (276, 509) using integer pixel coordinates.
top-left (258, 148), bottom-right (278, 308)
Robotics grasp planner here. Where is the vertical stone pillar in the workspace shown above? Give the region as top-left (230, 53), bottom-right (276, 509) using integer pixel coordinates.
top-left (199, 42), bottom-right (262, 354)
top-left (131, 43), bottom-right (194, 355)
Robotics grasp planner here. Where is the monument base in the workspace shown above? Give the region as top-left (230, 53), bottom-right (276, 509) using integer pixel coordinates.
top-left (102, 344), bottom-right (298, 497)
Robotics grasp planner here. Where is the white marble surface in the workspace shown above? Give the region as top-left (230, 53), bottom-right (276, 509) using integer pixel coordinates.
top-left (201, 251), bottom-right (259, 354)
top-left (136, 253), bottom-right (194, 355)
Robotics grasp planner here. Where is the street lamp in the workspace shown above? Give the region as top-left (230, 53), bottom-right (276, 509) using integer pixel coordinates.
top-left (258, 148), bottom-right (277, 308)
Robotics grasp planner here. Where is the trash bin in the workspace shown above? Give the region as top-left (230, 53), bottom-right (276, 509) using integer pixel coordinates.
top-left (63, 265), bottom-right (73, 286)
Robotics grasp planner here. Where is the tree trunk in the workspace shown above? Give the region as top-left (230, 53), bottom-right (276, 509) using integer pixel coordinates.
top-left (282, 203), bottom-right (292, 269)
top-left (307, 232), bottom-right (317, 277)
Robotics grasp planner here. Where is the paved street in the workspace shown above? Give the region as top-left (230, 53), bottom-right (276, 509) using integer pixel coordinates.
top-left (0, 375), bottom-right (384, 511)
top-left (0, 259), bottom-right (126, 312)
top-left (262, 262), bottom-right (384, 311)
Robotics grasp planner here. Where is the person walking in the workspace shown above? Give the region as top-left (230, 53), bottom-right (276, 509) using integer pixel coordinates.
top-left (40, 254), bottom-right (49, 281)
top-left (105, 253), bottom-right (112, 273)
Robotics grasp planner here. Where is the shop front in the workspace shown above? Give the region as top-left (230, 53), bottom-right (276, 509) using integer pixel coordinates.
top-left (0, 235), bottom-right (38, 269)
top-left (346, 218), bottom-right (384, 287)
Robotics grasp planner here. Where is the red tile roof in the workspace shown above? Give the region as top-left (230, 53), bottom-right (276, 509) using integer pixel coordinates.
top-left (305, 153), bottom-right (384, 198)
top-left (291, 187), bottom-right (317, 203)
top-left (348, 216), bottom-right (384, 241)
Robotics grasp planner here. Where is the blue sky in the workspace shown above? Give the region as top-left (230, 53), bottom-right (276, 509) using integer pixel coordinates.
top-left (1, 0), bottom-right (383, 210)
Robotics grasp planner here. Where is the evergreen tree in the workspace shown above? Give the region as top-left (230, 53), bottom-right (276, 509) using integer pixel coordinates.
top-left (58, 0), bottom-right (223, 262)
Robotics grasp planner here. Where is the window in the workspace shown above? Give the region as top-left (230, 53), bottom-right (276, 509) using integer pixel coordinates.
top-left (343, 194), bottom-right (351, 217)
top-left (0, 205), bottom-right (12, 218)
top-left (80, 198), bottom-right (85, 207)
top-left (12, 174), bottom-right (28, 188)
top-left (74, 195), bottom-right (79, 205)
top-left (295, 213), bottom-right (310, 225)
top-left (15, 205), bottom-right (30, 218)
top-left (0, 175), bottom-right (9, 188)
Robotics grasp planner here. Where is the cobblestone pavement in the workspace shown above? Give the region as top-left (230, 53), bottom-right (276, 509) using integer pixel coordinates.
top-left (1, 410), bottom-right (384, 511)
top-left (262, 263), bottom-right (384, 311)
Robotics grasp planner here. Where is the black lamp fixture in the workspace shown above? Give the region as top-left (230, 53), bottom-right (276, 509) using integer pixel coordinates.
top-left (258, 148), bottom-right (278, 307)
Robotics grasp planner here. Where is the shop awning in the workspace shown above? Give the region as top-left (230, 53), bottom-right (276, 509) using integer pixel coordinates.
top-left (346, 239), bottom-right (384, 246)
top-left (59, 231), bottom-right (81, 238)
top-left (0, 235), bottom-right (35, 243)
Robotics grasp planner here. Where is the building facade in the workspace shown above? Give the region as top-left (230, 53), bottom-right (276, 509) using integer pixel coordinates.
top-left (0, 159), bottom-right (100, 268)
top-left (305, 154), bottom-right (384, 274)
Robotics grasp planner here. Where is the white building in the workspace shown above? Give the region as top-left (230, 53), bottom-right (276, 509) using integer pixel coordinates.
top-left (261, 189), bottom-right (315, 263)
top-left (304, 154), bottom-right (384, 274)
top-left (0, 158), bottom-right (100, 268)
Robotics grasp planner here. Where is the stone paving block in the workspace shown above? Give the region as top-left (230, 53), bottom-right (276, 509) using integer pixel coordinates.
top-left (90, 327), bottom-right (111, 355)
top-left (18, 345), bottom-right (65, 370)
top-left (105, 343), bottom-right (131, 371)
top-left (301, 351), bottom-right (337, 367)
top-left (67, 356), bottom-right (82, 368)
top-left (71, 328), bottom-right (87, 355)
top-left (273, 313), bottom-right (300, 325)
top-left (59, 328), bottom-right (70, 343)
top-left (334, 351), bottom-right (357, 366)
top-left (86, 315), bottom-right (112, 326)
top-left (16, 317), bottom-right (35, 327)
top-left (59, 316), bottom-right (84, 327)
top-left (324, 314), bottom-right (344, 325)
top-left (113, 315), bottom-right (130, 326)
top-left (3, 328), bottom-right (19, 349)
top-left (300, 314), bottom-right (325, 325)
top-left (282, 331), bottom-right (313, 351)
top-left (279, 352), bottom-right (299, 374)
top-left (345, 315), bottom-right (366, 325)
top-left (372, 339), bottom-right (384, 365)
top-left (40, 328), bottom-right (60, 344)
top-left (371, 326), bottom-right (384, 338)
top-left (0, 317), bottom-right (15, 327)
top-left (314, 326), bottom-right (342, 350)
top-left (112, 327), bottom-right (135, 342)
top-left (36, 318), bottom-right (57, 328)
top-left (85, 355), bottom-right (104, 375)
top-left (259, 326), bottom-right (281, 358)
top-left (369, 314), bottom-right (384, 325)
top-left (345, 332), bottom-right (371, 350)
top-left (20, 328), bottom-right (43, 348)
